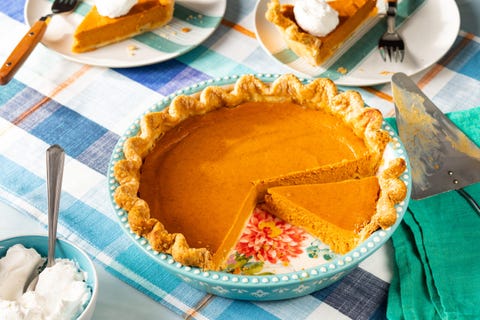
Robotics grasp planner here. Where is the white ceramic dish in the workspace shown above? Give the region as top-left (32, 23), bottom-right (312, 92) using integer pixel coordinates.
top-left (0, 235), bottom-right (98, 320)
top-left (254, 0), bottom-right (460, 86)
top-left (24, 0), bottom-right (226, 68)
top-left (107, 74), bottom-right (412, 300)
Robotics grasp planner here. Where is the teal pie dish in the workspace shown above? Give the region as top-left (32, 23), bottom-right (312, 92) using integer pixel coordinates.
top-left (107, 74), bottom-right (412, 301)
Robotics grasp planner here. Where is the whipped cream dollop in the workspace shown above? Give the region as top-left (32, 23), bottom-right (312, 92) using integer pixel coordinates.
top-left (95, 0), bottom-right (137, 18)
top-left (0, 244), bottom-right (91, 320)
top-left (0, 244), bottom-right (42, 301)
top-left (294, 0), bottom-right (340, 37)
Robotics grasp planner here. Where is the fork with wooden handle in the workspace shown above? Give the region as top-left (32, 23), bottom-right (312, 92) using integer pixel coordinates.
top-left (0, 0), bottom-right (78, 85)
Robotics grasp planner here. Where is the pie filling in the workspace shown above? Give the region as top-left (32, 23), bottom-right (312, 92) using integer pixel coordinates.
top-left (139, 101), bottom-right (371, 268)
top-left (114, 74), bottom-right (406, 271)
top-left (72, 0), bottom-right (174, 53)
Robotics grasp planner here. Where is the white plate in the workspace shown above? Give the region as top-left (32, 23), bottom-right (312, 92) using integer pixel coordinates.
top-left (24, 0), bottom-right (226, 68)
top-left (254, 0), bottom-right (460, 86)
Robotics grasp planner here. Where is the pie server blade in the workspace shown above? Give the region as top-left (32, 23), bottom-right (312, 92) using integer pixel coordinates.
top-left (392, 72), bottom-right (480, 200)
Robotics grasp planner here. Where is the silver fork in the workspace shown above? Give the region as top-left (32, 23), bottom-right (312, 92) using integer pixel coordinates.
top-left (0, 0), bottom-right (78, 85)
top-left (378, 0), bottom-right (405, 62)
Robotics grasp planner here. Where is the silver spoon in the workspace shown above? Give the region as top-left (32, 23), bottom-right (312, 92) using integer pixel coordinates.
top-left (23, 144), bottom-right (65, 292)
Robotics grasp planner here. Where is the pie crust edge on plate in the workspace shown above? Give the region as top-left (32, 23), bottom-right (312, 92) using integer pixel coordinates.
top-left (113, 74), bottom-right (407, 270)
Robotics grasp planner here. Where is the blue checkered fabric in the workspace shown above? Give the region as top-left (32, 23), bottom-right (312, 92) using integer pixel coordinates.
top-left (1, 1), bottom-right (479, 319)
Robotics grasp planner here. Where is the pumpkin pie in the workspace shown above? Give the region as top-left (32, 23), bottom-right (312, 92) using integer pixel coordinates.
top-left (72, 0), bottom-right (174, 53)
top-left (265, 0), bottom-right (378, 66)
top-left (113, 74), bottom-right (407, 271)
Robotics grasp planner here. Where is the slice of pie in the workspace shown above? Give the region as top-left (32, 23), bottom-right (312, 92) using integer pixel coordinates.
top-left (264, 160), bottom-right (407, 254)
top-left (72, 0), bottom-right (174, 53)
top-left (265, 0), bottom-right (378, 66)
top-left (113, 74), bottom-right (407, 271)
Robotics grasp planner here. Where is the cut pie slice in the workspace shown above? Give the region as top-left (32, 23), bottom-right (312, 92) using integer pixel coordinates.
top-left (72, 0), bottom-right (174, 53)
top-left (264, 177), bottom-right (380, 254)
top-left (264, 158), bottom-right (407, 253)
top-left (113, 74), bottom-right (406, 271)
top-left (265, 0), bottom-right (378, 66)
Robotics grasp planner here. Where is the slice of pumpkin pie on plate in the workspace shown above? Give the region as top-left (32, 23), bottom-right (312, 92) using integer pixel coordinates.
top-left (72, 0), bottom-right (174, 53)
top-left (265, 0), bottom-right (378, 66)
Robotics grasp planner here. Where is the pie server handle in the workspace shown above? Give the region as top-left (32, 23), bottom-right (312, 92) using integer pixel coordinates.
top-left (0, 16), bottom-right (50, 86)
top-left (457, 189), bottom-right (480, 217)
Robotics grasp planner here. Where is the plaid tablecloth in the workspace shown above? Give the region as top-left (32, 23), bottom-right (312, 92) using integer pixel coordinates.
top-left (1, 1), bottom-right (479, 319)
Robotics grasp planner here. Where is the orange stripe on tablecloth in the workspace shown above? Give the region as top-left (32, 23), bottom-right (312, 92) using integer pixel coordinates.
top-left (417, 32), bottom-right (475, 89)
top-left (183, 294), bottom-right (214, 320)
top-left (363, 87), bottom-right (396, 117)
top-left (12, 65), bottom-right (91, 126)
top-left (417, 65), bottom-right (443, 89)
top-left (221, 19), bottom-right (256, 39)
top-left (363, 87), bottom-right (393, 103)
top-left (385, 108), bottom-right (396, 118)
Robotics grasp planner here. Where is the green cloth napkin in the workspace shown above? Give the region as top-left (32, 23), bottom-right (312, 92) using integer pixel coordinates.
top-left (386, 107), bottom-right (480, 320)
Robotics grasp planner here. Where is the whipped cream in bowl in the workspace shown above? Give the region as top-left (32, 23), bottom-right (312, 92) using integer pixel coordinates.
top-left (0, 236), bottom-right (98, 320)
top-left (95, 0), bottom-right (138, 18)
top-left (293, 0), bottom-right (340, 37)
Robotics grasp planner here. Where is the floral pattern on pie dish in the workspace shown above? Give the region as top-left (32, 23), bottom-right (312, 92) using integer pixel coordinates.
top-left (224, 207), bottom-right (336, 276)
top-left (107, 74), bottom-right (412, 301)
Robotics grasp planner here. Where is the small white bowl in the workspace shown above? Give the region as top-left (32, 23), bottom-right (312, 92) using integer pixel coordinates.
top-left (0, 235), bottom-right (98, 320)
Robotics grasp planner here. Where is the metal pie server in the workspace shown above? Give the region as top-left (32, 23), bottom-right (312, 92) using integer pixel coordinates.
top-left (392, 72), bottom-right (480, 214)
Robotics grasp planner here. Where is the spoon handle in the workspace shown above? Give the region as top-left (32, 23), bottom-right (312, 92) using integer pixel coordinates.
top-left (46, 144), bottom-right (65, 267)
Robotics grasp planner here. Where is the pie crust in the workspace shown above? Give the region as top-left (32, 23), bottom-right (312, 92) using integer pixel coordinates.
top-left (113, 74), bottom-right (406, 270)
